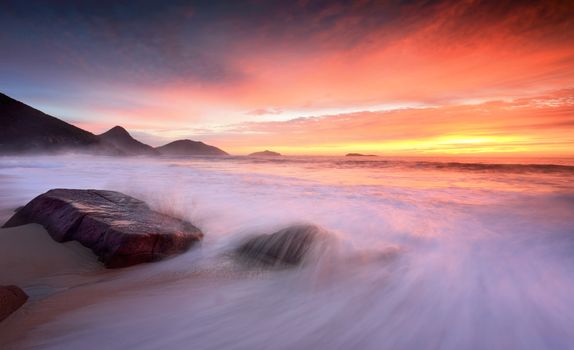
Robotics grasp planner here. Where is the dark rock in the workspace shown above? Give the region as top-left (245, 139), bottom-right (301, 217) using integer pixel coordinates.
top-left (248, 150), bottom-right (281, 157)
top-left (0, 92), bottom-right (120, 155)
top-left (345, 153), bottom-right (377, 157)
top-left (236, 224), bottom-right (321, 266)
top-left (98, 126), bottom-right (158, 156)
top-left (156, 139), bottom-right (228, 156)
top-left (2, 189), bottom-right (203, 268)
top-left (0, 285), bottom-right (28, 322)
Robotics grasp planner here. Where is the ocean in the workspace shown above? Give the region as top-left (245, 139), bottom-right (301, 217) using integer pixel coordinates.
top-left (0, 154), bottom-right (573, 349)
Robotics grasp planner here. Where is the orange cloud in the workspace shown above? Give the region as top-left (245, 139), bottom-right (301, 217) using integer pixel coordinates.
top-left (22, 0), bottom-right (571, 156)
top-left (89, 0), bottom-right (573, 134)
top-left (201, 89), bottom-right (574, 156)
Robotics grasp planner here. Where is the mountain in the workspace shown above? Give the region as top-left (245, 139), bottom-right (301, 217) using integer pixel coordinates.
top-left (248, 150), bottom-right (281, 157)
top-left (0, 92), bottom-right (119, 154)
top-left (0, 92), bottom-right (228, 157)
top-left (156, 139), bottom-right (228, 156)
top-left (98, 126), bottom-right (158, 156)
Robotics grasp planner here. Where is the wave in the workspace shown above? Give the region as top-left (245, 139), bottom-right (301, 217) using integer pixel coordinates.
top-left (171, 155), bottom-right (574, 174)
top-left (0, 154), bottom-right (573, 349)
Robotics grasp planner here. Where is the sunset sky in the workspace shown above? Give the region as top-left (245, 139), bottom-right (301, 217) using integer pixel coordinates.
top-left (1, 0), bottom-right (573, 156)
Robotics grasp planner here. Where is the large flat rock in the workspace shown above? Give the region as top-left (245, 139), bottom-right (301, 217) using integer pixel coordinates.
top-left (2, 189), bottom-right (203, 268)
top-left (0, 285), bottom-right (28, 322)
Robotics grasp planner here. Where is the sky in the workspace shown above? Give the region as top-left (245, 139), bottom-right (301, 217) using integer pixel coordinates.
top-left (1, 0), bottom-right (573, 156)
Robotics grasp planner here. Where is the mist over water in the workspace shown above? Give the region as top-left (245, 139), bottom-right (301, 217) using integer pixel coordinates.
top-left (1, 155), bottom-right (573, 349)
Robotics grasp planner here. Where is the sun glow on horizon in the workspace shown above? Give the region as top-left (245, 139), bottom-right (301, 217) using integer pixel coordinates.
top-left (4, 1), bottom-right (573, 157)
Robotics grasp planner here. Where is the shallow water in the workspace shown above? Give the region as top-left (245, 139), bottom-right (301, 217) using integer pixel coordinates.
top-left (0, 155), bottom-right (573, 349)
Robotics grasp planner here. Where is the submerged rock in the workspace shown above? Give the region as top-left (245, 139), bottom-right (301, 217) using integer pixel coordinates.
top-left (236, 224), bottom-right (322, 266)
top-left (2, 189), bottom-right (203, 268)
top-left (0, 285), bottom-right (28, 322)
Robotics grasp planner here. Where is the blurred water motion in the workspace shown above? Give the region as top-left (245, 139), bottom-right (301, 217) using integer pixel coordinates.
top-left (0, 155), bottom-right (573, 349)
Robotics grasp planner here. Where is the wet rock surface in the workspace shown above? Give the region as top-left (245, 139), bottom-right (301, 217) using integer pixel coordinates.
top-left (3, 189), bottom-right (203, 268)
top-left (0, 285), bottom-right (28, 322)
top-left (236, 224), bottom-right (321, 266)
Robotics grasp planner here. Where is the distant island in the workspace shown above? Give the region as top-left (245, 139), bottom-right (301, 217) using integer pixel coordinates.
top-left (0, 92), bottom-right (228, 157)
top-left (156, 140), bottom-right (228, 156)
top-left (248, 150), bottom-right (281, 157)
top-left (345, 153), bottom-right (377, 157)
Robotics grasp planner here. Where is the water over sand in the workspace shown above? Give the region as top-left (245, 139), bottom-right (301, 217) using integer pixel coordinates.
top-left (1, 155), bottom-right (573, 349)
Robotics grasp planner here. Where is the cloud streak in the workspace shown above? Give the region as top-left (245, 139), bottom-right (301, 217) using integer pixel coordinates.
top-left (0, 0), bottom-right (573, 155)
top-left (202, 89), bottom-right (574, 155)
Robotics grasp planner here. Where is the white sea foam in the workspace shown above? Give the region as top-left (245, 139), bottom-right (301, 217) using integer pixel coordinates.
top-left (0, 155), bottom-right (573, 349)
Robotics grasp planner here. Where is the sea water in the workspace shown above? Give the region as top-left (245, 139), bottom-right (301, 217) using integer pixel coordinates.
top-left (0, 155), bottom-right (573, 349)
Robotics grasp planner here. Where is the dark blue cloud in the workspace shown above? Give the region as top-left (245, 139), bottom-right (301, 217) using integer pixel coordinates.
top-left (1, 0), bottom-right (571, 92)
